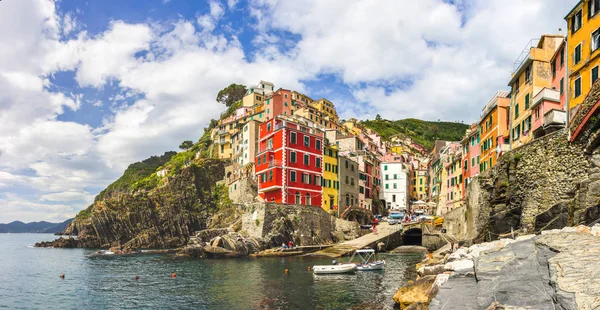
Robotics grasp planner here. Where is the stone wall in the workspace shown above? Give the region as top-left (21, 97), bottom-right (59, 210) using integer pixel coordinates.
top-left (450, 126), bottom-right (600, 241)
top-left (240, 202), bottom-right (360, 247)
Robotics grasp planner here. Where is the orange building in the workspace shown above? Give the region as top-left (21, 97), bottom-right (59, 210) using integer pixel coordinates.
top-left (479, 91), bottom-right (511, 173)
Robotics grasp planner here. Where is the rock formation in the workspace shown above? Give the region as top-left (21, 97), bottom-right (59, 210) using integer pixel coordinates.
top-left (36, 158), bottom-right (228, 249)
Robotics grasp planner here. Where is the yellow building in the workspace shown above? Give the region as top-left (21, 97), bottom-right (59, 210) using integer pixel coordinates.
top-left (566, 1), bottom-right (600, 114)
top-left (310, 98), bottom-right (339, 124)
top-left (508, 34), bottom-right (563, 149)
top-left (322, 144), bottom-right (339, 212)
top-left (390, 145), bottom-right (403, 154)
top-left (342, 118), bottom-right (363, 135)
top-left (411, 169), bottom-right (428, 200)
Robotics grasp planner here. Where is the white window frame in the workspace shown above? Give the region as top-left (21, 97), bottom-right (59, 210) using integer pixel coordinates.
top-left (593, 28), bottom-right (600, 52)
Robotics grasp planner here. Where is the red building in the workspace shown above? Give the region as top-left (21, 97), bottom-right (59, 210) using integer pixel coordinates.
top-left (255, 116), bottom-right (324, 206)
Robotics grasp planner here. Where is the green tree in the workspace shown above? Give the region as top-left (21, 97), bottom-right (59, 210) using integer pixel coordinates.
top-left (375, 114), bottom-right (382, 121)
top-left (179, 140), bottom-right (194, 150)
top-left (216, 83), bottom-right (246, 107)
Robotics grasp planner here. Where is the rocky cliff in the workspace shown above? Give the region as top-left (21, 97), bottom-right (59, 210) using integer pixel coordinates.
top-left (451, 81), bottom-right (600, 242)
top-left (37, 158), bottom-right (228, 249)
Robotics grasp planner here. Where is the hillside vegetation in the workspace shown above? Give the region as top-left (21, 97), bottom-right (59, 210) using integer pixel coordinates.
top-left (362, 118), bottom-right (469, 150)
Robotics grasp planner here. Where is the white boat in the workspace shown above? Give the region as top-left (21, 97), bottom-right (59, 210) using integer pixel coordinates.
top-left (312, 263), bottom-right (357, 274)
top-left (350, 249), bottom-right (385, 271)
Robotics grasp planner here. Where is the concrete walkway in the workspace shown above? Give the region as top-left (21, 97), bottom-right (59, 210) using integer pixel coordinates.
top-left (310, 222), bottom-right (419, 258)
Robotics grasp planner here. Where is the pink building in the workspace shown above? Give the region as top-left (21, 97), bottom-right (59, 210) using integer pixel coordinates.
top-left (265, 89), bottom-right (294, 121)
top-left (532, 40), bottom-right (567, 139)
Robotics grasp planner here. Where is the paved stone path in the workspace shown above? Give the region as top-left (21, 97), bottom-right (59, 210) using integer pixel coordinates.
top-left (311, 222), bottom-right (418, 257)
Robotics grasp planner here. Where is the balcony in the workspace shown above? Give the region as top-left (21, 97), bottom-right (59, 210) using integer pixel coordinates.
top-left (218, 129), bottom-right (228, 136)
top-left (217, 138), bottom-right (229, 145)
top-left (543, 109), bottom-right (566, 127)
top-left (267, 160), bottom-right (283, 168)
top-left (533, 88), bottom-right (560, 108)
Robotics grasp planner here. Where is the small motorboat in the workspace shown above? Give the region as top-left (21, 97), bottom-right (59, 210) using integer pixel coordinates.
top-left (312, 261), bottom-right (357, 275)
top-left (350, 249), bottom-right (385, 271)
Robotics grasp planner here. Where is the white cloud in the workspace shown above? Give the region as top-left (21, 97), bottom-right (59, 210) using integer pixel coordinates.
top-left (197, 0), bottom-right (225, 32)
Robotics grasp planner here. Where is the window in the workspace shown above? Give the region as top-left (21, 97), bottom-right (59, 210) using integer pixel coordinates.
top-left (305, 194), bottom-right (311, 205)
top-left (266, 123), bottom-right (271, 132)
top-left (315, 176), bottom-right (322, 186)
top-left (316, 157), bottom-right (321, 168)
top-left (514, 104), bottom-right (519, 119)
top-left (392, 194), bottom-right (396, 203)
top-left (471, 158), bottom-right (475, 167)
top-left (593, 66), bottom-right (599, 85)
top-left (525, 66), bottom-right (532, 83)
top-left (575, 44), bottom-right (582, 64)
top-left (290, 132), bottom-right (297, 144)
top-left (304, 154), bottom-right (310, 165)
top-left (304, 136), bottom-right (310, 147)
top-left (290, 151), bottom-right (296, 163)
top-left (420, 179), bottom-right (423, 185)
top-left (303, 173), bottom-right (310, 184)
top-left (290, 171), bottom-right (296, 182)
top-left (316, 139), bottom-right (321, 150)
top-left (384, 165), bottom-right (388, 171)
top-left (514, 78), bottom-right (520, 94)
top-left (593, 28), bottom-right (600, 52)
top-left (560, 78), bottom-right (564, 95)
top-left (572, 10), bottom-right (582, 34)
top-left (269, 170), bottom-right (273, 181)
top-left (385, 184), bottom-right (389, 189)
top-left (590, 0), bottom-right (600, 19)
top-left (393, 183), bottom-right (397, 189)
top-left (525, 93), bottom-right (530, 109)
top-left (345, 160), bottom-right (349, 169)
top-left (296, 192), bottom-right (301, 204)
top-left (552, 60), bottom-right (557, 78)
top-left (575, 77), bottom-right (582, 98)
top-left (535, 107), bottom-right (540, 120)
top-left (257, 156), bottom-right (261, 166)
top-left (393, 174), bottom-right (397, 180)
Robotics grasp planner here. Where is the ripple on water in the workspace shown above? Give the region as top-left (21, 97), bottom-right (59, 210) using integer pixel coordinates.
top-left (0, 234), bottom-right (423, 309)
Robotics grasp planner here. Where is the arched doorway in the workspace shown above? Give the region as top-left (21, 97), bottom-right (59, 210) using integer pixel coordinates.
top-left (403, 228), bottom-right (422, 246)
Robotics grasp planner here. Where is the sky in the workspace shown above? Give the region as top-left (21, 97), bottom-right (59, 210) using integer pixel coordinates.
top-left (0, 0), bottom-right (577, 223)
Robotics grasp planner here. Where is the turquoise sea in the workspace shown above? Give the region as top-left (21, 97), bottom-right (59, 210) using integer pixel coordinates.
top-left (0, 234), bottom-right (422, 309)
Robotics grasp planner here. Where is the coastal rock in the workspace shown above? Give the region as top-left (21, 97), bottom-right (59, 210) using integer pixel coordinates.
top-left (37, 158), bottom-right (228, 250)
top-left (430, 231), bottom-right (600, 309)
top-left (443, 259), bottom-right (474, 274)
top-left (176, 245), bottom-right (205, 258)
top-left (417, 265), bottom-right (446, 277)
top-left (393, 275), bottom-right (436, 308)
top-left (390, 245), bottom-right (429, 254)
top-left (35, 237), bottom-right (78, 248)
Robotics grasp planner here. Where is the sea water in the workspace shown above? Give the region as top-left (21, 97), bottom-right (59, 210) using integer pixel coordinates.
top-left (0, 234), bottom-right (422, 309)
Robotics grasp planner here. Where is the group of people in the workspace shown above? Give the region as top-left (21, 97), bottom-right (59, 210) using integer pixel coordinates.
top-left (281, 240), bottom-right (294, 249)
top-left (402, 212), bottom-right (420, 223)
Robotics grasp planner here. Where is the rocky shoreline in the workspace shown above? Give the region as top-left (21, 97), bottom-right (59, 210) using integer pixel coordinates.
top-left (392, 225), bottom-right (600, 309)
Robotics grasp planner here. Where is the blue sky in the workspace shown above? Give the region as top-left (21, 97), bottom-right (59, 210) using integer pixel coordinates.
top-left (0, 0), bottom-right (577, 222)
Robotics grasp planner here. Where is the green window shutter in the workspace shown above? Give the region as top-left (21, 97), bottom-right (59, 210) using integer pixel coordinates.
top-left (593, 67), bottom-right (599, 84)
top-left (560, 78), bottom-right (564, 94)
top-left (525, 94), bottom-right (529, 109)
top-left (514, 104), bottom-right (519, 119)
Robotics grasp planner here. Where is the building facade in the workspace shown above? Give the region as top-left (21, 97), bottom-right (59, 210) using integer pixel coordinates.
top-left (255, 117), bottom-right (324, 206)
top-left (338, 155), bottom-right (359, 214)
top-left (380, 162), bottom-right (408, 211)
top-left (479, 91), bottom-right (510, 172)
top-left (322, 143), bottom-right (339, 212)
top-left (565, 1), bottom-right (600, 115)
top-left (509, 35), bottom-right (564, 149)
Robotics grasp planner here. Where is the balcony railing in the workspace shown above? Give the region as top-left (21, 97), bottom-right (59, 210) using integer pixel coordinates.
top-left (267, 160), bottom-right (283, 168)
top-left (218, 129), bottom-right (228, 136)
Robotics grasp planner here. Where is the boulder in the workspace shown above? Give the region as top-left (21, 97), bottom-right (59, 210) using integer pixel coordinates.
top-left (428, 273), bottom-right (450, 300)
top-left (176, 245), bottom-right (205, 258)
top-left (393, 275), bottom-right (437, 308)
top-left (417, 265), bottom-right (446, 277)
top-left (444, 259), bottom-right (474, 274)
top-left (377, 242), bottom-right (386, 252)
top-left (591, 224), bottom-right (600, 237)
top-left (390, 246), bottom-right (429, 254)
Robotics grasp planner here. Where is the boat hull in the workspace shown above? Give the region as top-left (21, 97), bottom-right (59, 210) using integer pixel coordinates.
top-left (312, 263), bottom-right (357, 274)
top-left (356, 261), bottom-right (385, 271)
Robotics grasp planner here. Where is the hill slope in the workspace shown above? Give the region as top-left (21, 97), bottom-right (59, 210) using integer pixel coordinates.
top-left (0, 219), bottom-right (73, 233)
top-left (362, 118), bottom-right (469, 150)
